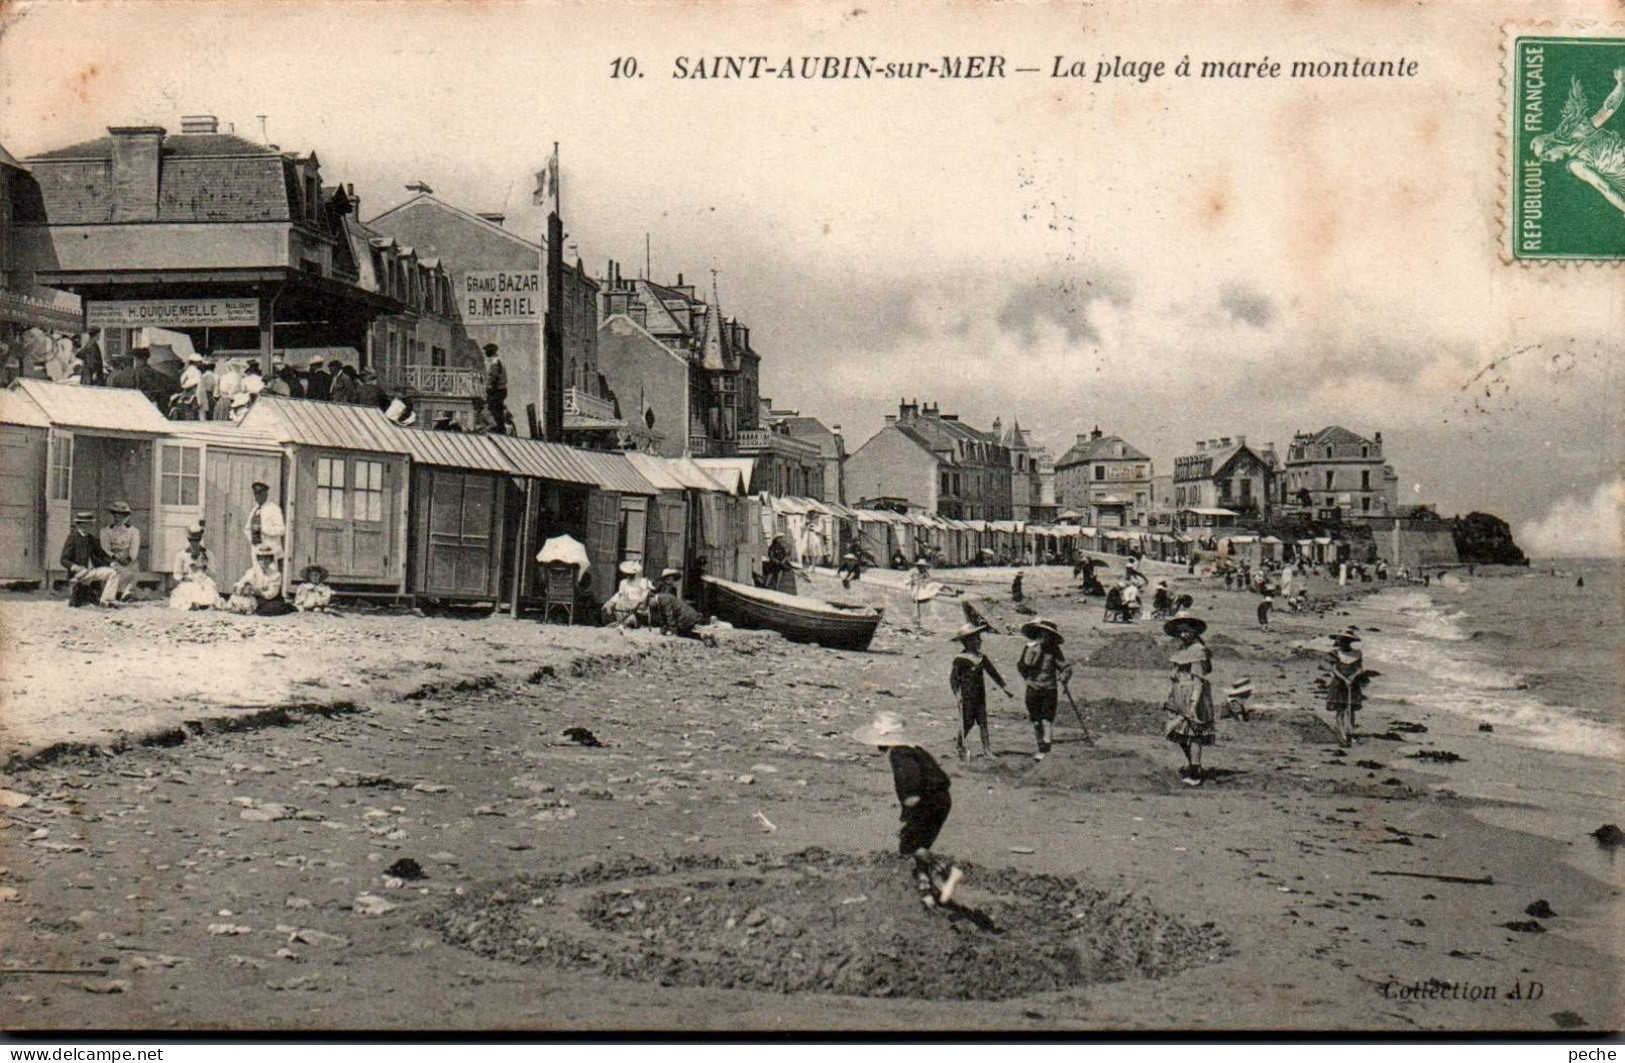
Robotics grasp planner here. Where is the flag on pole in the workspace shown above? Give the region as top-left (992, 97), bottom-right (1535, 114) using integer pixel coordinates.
top-left (532, 145), bottom-right (559, 214)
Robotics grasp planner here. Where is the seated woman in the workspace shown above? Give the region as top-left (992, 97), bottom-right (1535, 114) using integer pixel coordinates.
top-left (293, 564), bottom-right (334, 613)
top-left (168, 524), bottom-right (220, 611)
top-left (224, 544), bottom-right (294, 616)
top-left (601, 560), bottom-right (654, 627)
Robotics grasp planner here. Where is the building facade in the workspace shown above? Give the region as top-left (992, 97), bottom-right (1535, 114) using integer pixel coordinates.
top-left (763, 405), bottom-right (843, 504)
top-left (1282, 425), bottom-right (1399, 520)
top-left (1054, 427), bottom-right (1153, 528)
top-left (366, 188), bottom-right (626, 444)
top-left (0, 141), bottom-right (81, 385)
top-left (845, 400), bottom-right (1012, 520)
top-left (12, 118), bottom-right (404, 372)
top-left (1172, 436), bottom-right (1277, 525)
top-left (596, 266), bottom-right (762, 458)
top-left (995, 418), bottom-right (1057, 523)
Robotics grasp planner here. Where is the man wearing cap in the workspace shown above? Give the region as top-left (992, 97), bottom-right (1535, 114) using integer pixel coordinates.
top-left (304, 357), bottom-right (330, 401)
top-left (245, 481), bottom-right (285, 567)
top-left (59, 511), bottom-right (112, 607)
top-left (482, 343), bottom-right (507, 429)
top-left (1017, 618), bottom-right (1072, 759)
top-left (98, 501), bottom-right (141, 605)
top-left (948, 622), bottom-right (1012, 761)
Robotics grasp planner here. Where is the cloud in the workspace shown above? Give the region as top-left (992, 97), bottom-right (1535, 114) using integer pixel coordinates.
top-left (992, 273), bottom-right (1132, 346)
top-left (1219, 285), bottom-right (1274, 327)
top-left (1519, 480), bottom-right (1625, 559)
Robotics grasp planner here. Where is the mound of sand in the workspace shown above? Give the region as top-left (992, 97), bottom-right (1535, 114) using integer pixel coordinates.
top-left (428, 848), bottom-right (1228, 1000)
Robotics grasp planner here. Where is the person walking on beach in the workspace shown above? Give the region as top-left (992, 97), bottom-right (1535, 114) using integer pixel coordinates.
top-left (1256, 593), bottom-right (1273, 632)
top-left (907, 557), bottom-right (938, 630)
top-left (1162, 616), bottom-right (1215, 786)
top-left (852, 711), bottom-right (962, 909)
top-left (1325, 631), bottom-right (1376, 746)
top-left (1017, 618), bottom-right (1071, 760)
top-left (948, 621), bottom-right (1013, 761)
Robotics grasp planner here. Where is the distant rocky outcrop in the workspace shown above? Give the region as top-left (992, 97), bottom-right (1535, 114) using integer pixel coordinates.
top-left (1451, 512), bottom-right (1528, 566)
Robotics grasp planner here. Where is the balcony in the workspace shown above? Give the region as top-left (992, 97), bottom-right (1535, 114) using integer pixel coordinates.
top-left (564, 387), bottom-right (616, 420)
top-left (688, 435), bottom-right (712, 456)
top-left (736, 429), bottom-right (821, 460)
top-left (382, 365), bottom-right (484, 398)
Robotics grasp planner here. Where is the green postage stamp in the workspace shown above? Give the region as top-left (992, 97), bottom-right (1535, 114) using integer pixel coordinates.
top-left (1509, 31), bottom-right (1625, 261)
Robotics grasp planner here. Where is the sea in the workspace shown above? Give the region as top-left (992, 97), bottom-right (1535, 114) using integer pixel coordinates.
top-left (1348, 559), bottom-right (1623, 761)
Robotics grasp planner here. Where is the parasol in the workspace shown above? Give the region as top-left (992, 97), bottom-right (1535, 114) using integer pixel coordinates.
top-left (536, 534), bottom-right (590, 577)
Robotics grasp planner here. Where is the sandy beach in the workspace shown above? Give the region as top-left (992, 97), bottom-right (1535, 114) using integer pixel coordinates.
top-left (0, 558), bottom-right (1619, 1033)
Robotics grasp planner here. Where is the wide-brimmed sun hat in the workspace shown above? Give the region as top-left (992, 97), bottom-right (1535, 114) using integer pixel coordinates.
top-left (72, 510), bottom-right (95, 523)
top-left (300, 564), bottom-right (329, 584)
top-left (253, 544), bottom-right (277, 558)
top-left (618, 560), bottom-right (642, 576)
top-left (913, 558), bottom-right (929, 568)
top-left (186, 524), bottom-right (204, 539)
top-left (659, 567), bottom-right (681, 580)
top-left (1331, 631), bottom-right (1362, 645)
top-left (107, 501), bottom-right (131, 516)
top-left (851, 710), bottom-right (917, 747)
top-left (842, 553), bottom-right (856, 561)
top-left (1163, 616), bottom-right (1208, 637)
top-left (1020, 618), bottom-right (1064, 643)
top-left (949, 621), bottom-right (991, 643)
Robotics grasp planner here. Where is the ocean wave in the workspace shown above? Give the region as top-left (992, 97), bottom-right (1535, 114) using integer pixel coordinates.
top-left (1406, 687), bottom-right (1624, 761)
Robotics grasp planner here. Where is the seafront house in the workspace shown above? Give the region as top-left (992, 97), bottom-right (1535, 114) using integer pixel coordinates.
top-left (994, 417), bottom-right (1057, 523)
top-left (1281, 425), bottom-right (1399, 520)
top-left (1172, 435), bottom-right (1278, 527)
top-left (844, 400), bottom-right (1013, 520)
top-left (1054, 427), bottom-right (1153, 528)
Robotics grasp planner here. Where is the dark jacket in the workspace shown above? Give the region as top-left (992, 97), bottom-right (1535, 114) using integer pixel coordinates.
top-left (950, 652), bottom-right (1005, 711)
top-left (60, 528), bottom-right (109, 571)
top-left (305, 370), bottom-right (331, 401)
top-left (888, 745), bottom-right (950, 804)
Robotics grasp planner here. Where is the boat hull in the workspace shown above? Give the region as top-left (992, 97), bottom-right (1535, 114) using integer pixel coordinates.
top-left (703, 576), bottom-right (883, 651)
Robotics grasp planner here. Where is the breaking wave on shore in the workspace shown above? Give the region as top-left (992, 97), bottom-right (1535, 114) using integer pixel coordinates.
top-left (1349, 570), bottom-right (1623, 761)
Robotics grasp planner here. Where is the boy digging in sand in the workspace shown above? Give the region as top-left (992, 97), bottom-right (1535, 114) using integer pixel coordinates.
top-left (948, 621), bottom-right (1013, 760)
top-left (853, 711), bottom-right (963, 908)
top-left (1017, 618), bottom-right (1073, 760)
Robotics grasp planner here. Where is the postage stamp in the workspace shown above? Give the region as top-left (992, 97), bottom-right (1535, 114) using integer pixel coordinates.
top-left (1507, 31), bottom-right (1625, 261)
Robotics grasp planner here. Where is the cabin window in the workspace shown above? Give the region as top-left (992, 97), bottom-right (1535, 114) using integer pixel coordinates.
top-left (354, 460), bottom-right (386, 522)
top-left (49, 433), bottom-right (73, 502)
top-left (159, 444), bottom-right (202, 506)
top-left (316, 458), bottom-right (346, 519)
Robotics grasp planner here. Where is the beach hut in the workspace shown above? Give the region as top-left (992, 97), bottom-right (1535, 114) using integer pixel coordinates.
top-left (164, 415), bottom-right (289, 592)
top-left (236, 397), bottom-right (412, 596)
top-left (560, 447), bottom-right (660, 581)
top-left (14, 380), bottom-right (175, 585)
top-left (395, 428), bottom-right (521, 604)
top-left (623, 451), bottom-right (691, 582)
top-left (486, 434), bottom-right (602, 606)
top-left (0, 388), bottom-right (51, 582)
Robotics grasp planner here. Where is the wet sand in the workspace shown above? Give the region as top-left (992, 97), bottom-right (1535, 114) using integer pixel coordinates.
top-left (0, 562), bottom-right (1619, 1032)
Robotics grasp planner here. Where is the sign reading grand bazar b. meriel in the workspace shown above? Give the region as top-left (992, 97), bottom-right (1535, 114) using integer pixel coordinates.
top-left (461, 270), bottom-right (542, 324)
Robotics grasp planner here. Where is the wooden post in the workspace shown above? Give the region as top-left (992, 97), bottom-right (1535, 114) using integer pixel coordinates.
top-left (258, 290), bottom-right (275, 362)
top-left (509, 479), bottom-right (533, 619)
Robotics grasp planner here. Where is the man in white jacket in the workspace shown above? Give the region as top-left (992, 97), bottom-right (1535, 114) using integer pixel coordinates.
top-left (246, 481), bottom-right (285, 569)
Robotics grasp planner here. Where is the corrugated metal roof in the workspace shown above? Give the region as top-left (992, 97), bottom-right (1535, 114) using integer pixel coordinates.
top-left (488, 435), bottom-right (597, 487)
top-left (569, 449), bottom-right (657, 496)
top-left (0, 387), bottom-right (50, 429)
top-left (622, 452), bottom-right (687, 492)
top-left (15, 380), bottom-right (174, 434)
top-left (166, 417), bottom-right (285, 449)
top-left (392, 426), bottom-right (515, 475)
top-left (239, 396), bottom-right (412, 456)
top-left (666, 456), bottom-right (727, 493)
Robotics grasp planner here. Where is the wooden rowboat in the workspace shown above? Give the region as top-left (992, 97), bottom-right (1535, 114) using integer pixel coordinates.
top-left (703, 575), bottom-right (884, 651)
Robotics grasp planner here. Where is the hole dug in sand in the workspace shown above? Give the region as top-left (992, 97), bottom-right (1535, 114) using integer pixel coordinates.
top-left (428, 849), bottom-right (1229, 1000)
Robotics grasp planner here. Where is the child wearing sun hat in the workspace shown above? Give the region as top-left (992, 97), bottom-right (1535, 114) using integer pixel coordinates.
top-left (852, 711), bottom-right (962, 907)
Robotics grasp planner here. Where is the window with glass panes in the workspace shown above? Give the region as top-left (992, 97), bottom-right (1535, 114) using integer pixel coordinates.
top-left (48, 434), bottom-right (72, 502)
top-left (160, 444), bottom-right (202, 506)
top-left (354, 460), bottom-right (385, 522)
top-left (316, 458), bottom-right (346, 519)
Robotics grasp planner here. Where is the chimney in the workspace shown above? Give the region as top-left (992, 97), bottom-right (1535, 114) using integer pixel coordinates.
top-left (1091, 426), bottom-right (1102, 440)
top-left (179, 115), bottom-right (219, 135)
top-left (477, 212), bottom-right (506, 227)
top-left (1373, 431), bottom-right (1382, 444)
top-left (1235, 434), bottom-right (1246, 446)
top-left (677, 272), bottom-right (684, 287)
top-left (108, 126), bottom-right (165, 223)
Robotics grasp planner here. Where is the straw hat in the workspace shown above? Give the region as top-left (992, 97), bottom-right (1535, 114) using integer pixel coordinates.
top-left (851, 710), bottom-right (917, 747)
top-left (72, 510), bottom-right (95, 523)
top-left (659, 567), bottom-right (681, 581)
top-left (618, 560), bottom-right (642, 576)
top-left (949, 621), bottom-right (990, 644)
top-left (107, 500), bottom-right (131, 516)
top-left (1163, 616), bottom-right (1208, 638)
top-left (1331, 631), bottom-right (1362, 646)
top-left (913, 558), bottom-right (930, 569)
top-left (1020, 618), bottom-right (1064, 643)
top-left (300, 564), bottom-right (329, 584)
top-left (842, 553), bottom-right (856, 561)
top-left (253, 544), bottom-right (277, 558)
top-left (186, 523), bottom-right (205, 540)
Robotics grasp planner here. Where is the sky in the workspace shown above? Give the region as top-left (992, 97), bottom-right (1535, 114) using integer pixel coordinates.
top-left (1, 0), bottom-right (1620, 554)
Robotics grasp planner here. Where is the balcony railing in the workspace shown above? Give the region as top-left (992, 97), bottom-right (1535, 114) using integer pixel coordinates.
top-left (382, 365), bottom-right (485, 398)
top-left (688, 435), bottom-right (712, 456)
top-left (564, 387), bottom-right (616, 420)
top-left (736, 429), bottom-right (821, 458)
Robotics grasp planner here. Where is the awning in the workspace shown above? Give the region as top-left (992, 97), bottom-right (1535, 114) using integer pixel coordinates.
top-left (1182, 507), bottom-right (1240, 517)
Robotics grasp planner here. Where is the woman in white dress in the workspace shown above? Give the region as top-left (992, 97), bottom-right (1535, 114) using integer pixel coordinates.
top-left (168, 525), bottom-right (220, 611)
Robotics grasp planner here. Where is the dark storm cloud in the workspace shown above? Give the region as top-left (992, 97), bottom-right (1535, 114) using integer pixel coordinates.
top-left (1219, 285), bottom-right (1274, 327)
top-left (993, 273), bottom-right (1134, 346)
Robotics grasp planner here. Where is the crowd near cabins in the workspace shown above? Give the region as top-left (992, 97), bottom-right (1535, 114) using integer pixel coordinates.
top-left (0, 118), bottom-right (1459, 607)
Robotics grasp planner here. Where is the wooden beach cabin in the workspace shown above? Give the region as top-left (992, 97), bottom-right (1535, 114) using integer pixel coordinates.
top-left (236, 397), bottom-right (411, 596)
top-left (14, 380), bottom-right (174, 586)
top-left (163, 417), bottom-right (289, 591)
top-left (396, 428), bottom-right (520, 605)
top-left (0, 388), bottom-right (52, 582)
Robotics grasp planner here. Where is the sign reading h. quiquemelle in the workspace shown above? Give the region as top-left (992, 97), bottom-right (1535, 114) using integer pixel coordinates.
top-left (462, 270), bottom-right (543, 323)
top-left (86, 299), bottom-right (260, 328)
